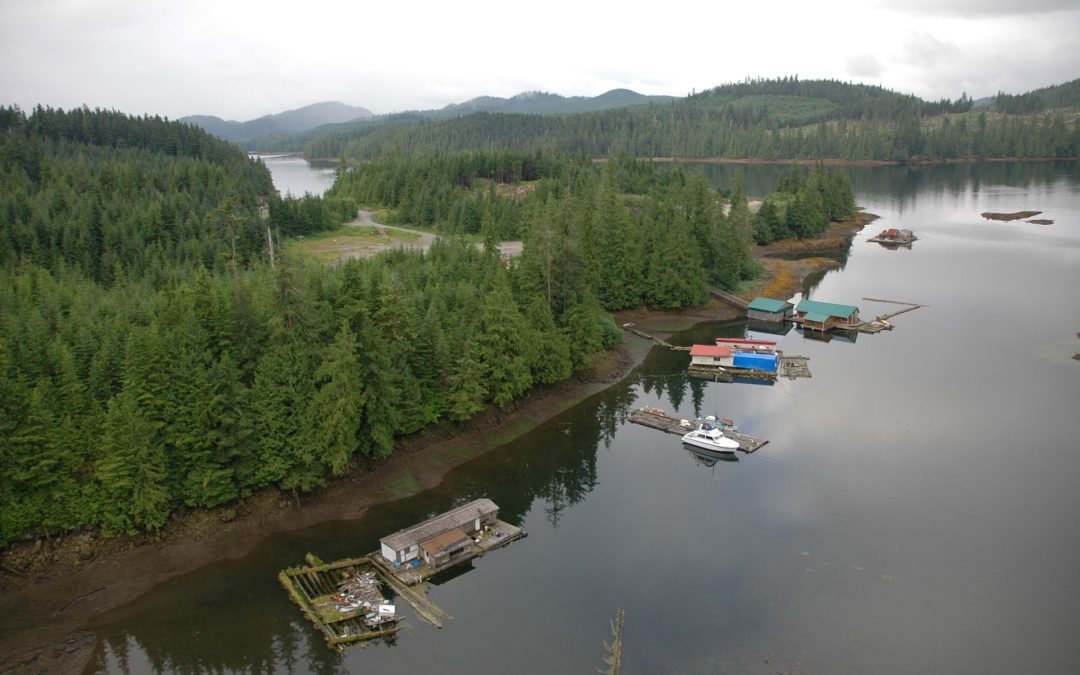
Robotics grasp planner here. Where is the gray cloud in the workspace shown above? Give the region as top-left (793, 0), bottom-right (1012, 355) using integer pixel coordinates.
top-left (900, 33), bottom-right (964, 69)
top-left (2, 0), bottom-right (1077, 120)
top-left (845, 54), bottom-right (885, 78)
top-left (876, 0), bottom-right (1077, 17)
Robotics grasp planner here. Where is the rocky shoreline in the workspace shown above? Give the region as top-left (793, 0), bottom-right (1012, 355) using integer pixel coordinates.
top-left (0, 215), bottom-right (870, 674)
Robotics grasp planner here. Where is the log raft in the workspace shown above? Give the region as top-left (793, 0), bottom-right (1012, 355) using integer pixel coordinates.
top-left (278, 555), bottom-right (406, 651)
top-left (629, 408), bottom-right (769, 453)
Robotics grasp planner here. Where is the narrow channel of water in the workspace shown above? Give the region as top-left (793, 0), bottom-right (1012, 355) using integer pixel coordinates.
top-left (86, 161), bottom-right (1080, 674)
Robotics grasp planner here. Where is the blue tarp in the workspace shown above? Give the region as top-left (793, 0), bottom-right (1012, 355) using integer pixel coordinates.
top-left (733, 352), bottom-right (778, 372)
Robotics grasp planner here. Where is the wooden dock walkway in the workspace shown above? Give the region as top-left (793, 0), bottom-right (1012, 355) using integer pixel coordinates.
top-left (847, 298), bottom-right (926, 333)
top-left (708, 287), bottom-right (750, 311)
top-left (864, 298), bottom-right (925, 321)
top-left (628, 408), bottom-right (768, 453)
top-left (622, 323), bottom-right (690, 351)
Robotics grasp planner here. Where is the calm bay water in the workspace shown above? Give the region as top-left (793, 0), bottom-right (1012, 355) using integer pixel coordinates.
top-left (86, 161), bottom-right (1080, 674)
top-left (254, 155), bottom-right (338, 197)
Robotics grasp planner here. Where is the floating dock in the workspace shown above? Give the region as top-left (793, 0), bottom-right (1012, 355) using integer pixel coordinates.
top-left (793, 298), bottom-right (925, 335)
top-left (280, 504), bottom-right (525, 651)
top-left (370, 519), bottom-right (526, 587)
top-left (629, 408), bottom-right (769, 453)
top-left (278, 554), bottom-right (410, 650)
top-left (849, 298), bottom-right (925, 333)
top-left (687, 354), bottom-right (810, 381)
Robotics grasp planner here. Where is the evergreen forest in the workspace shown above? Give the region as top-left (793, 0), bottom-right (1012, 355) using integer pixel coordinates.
top-left (0, 106), bottom-right (858, 546)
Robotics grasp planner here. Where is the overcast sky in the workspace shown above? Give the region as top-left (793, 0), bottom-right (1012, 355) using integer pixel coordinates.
top-left (3, 0), bottom-right (1078, 121)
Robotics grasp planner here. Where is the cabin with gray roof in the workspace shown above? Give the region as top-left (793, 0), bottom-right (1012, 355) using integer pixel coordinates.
top-left (795, 298), bottom-right (860, 332)
top-left (379, 498), bottom-right (498, 567)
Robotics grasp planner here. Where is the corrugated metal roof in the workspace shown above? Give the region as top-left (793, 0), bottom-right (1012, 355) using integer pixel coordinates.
top-left (802, 311), bottom-right (829, 323)
top-left (796, 298), bottom-right (858, 318)
top-left (690, 344), bottom-right (731, 357)
top-left (419, 528), bottom-right (470, 555)
top-left (381, 498), bottom-right (497, 552)
top-left (748, 297), bottom-right (793, 313)
top-left (733, 352), bottom-right (778, 371)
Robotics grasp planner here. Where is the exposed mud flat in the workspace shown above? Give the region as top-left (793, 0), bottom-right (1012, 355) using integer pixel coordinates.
top-left (981, 210), bottom-right (1042, 221)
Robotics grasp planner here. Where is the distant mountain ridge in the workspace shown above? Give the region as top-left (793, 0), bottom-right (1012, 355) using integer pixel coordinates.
top-left (249, 88), bottom-right (675, 152)
top-left (181, 101), bottom-right (373, 143)
top-left (432, 88), bottom-right (674, 117)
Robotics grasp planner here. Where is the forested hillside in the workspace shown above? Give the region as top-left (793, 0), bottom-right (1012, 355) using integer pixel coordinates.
top-left (992, 78), bottom-right (1080, 114)
top-left (250, 89), bottom-right (673, 154)
top-left (0, 112), bottom-right (596, 544)
top-left (0, 104), bottom-right (859, 546)
top-left (430, 88), bottom-right (674, 117)
top-left (327, 151), bottom-right (855, 306)
top-left (295, 77), bottom-right (1079, 161)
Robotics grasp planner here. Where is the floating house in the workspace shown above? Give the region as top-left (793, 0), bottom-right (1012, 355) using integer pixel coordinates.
top-left (689, 341), bottom-right (783, 380)
top-left (747, 297), bottom-right (795, 323)
top-left (380, 498), bottom-right (498, 568)
top-left (795, 299), bottom-right (860, 332)
top-left (690, 344), bottom-right (733, 368)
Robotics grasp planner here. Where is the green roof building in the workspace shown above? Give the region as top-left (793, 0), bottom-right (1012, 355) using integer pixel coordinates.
top-left (747, 297), bottom-right (795, 322)
top-left (795, 298), bottom-right (860, 331)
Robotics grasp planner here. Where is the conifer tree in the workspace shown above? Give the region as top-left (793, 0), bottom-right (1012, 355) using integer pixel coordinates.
top-left (477, 273), bottom-right (534, 407)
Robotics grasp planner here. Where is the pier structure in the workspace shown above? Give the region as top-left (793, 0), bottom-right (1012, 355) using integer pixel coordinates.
top-left (629, 408), bottom-right (769, 453)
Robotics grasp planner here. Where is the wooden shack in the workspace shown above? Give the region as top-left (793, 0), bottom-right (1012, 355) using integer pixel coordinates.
top-left (689, 344), bottom-right (733, 369)
top-left (795, 298), bottom-right (860, 332)
top-left (747, 297), bottom-right (794, 323)
top-left (379, 498), bottom-right (498, 566)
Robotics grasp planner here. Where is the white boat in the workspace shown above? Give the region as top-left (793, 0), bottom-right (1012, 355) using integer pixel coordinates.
top-left (681, 426), bottom-right (740, 454)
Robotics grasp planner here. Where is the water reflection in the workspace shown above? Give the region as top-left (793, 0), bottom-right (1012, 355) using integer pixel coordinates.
top-left (257, 155), bottom-right (338, 197)
top-left (683, 160), bottom-right (1080, 217)
top-left (685, 445), bottom-right (741, 468)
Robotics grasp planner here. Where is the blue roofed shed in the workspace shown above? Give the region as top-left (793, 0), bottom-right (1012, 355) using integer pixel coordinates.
top-left (733, 352), bottom-right (778, 372)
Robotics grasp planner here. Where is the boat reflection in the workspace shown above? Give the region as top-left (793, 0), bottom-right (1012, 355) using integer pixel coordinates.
top-left (686, 445), bottom-right (740, 468)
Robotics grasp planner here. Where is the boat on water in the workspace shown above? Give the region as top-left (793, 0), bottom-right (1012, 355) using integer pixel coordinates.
top-left (681, 426), bottom-right (740, 454)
